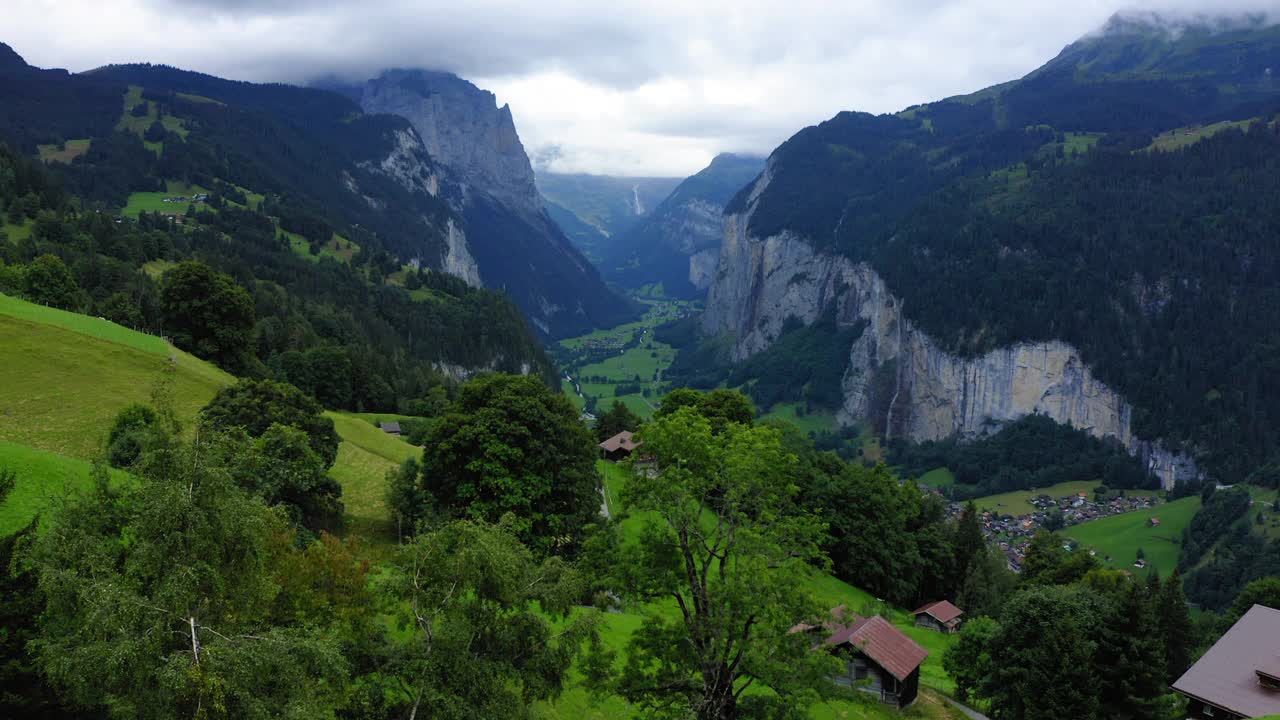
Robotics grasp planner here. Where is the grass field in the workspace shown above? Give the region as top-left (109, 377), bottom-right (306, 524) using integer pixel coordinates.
top-left (1147, 119), bottom-right (1257, 152)
top-left (3, 220), bottom-right (32, 241)
top-left (561, 299), bottom-right (695, 419)
top-left (969, 480), bottom-right (1101, 516)
top-left (141, 259), bottom-right (178, 279)
top-left (1066, 496), bottom-right (1201, 578)
top-left (917, 467), bottom-right (956, 488)
top-left (0, 440), bottom-right (132, 535)
top-left (285, 230), bottom-right (358, 264)
top-left (36, 138), bottom-right (91, 164)
top-left (0, 294), bottom-right (233, 459)
top-left (0, 293), bottom-right (169, 354)
top-left (325, 412), bottom-right (421, 545)
top-left (759, 402), bottom-right (838, 435)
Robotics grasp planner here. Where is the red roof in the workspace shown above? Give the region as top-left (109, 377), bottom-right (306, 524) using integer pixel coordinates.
top-left (1173, 604), bottom-right (1280, 718)
top-left (598, 431), bottom-right (641, 453)
top-left (912, 600), bottom-right (964, 624)
top-left (825, 616), bottom-right (928, 682)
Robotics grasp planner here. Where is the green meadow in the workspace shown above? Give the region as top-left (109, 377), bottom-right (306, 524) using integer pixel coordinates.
top-left (1067, 496), bottom-right (1201, 578)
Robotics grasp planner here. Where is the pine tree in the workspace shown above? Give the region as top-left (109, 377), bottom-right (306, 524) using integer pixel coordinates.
top-left (953, 500), bottom-right (985, 589)
top-left (1096, 583), bottom-right (1166, 720)
top-left (1157, 569), bottom-right (1194, 682)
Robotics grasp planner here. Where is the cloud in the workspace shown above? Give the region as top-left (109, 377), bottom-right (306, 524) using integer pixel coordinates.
top-left (3, 0), bottom-right (1276, 176)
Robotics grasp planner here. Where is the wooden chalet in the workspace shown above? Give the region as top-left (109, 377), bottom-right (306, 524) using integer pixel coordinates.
top-left (598, 430), bottom-right (640, 462)
top-left (822, 615), bottom-right (927, 708)
top-left (911, 600), bottom-right (964, 633)
top-left (1173, 604), bottom-right (1280, 719)
top-left (379, 421), bottom-right (402, 436)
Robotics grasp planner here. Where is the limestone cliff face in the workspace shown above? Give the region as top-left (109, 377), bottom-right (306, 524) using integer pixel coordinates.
top-left (333, 69), bottom-right (633, 338)
top-left (705, 168), bottom-right (1199, 489)
top-left (356, 69), bottom-right (541, 213)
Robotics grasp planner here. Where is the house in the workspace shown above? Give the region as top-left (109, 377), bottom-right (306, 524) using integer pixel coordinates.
top-left (912, 600), bottom-right (964, 633)
top-left (823, 616), bottom-right (927, 709)
top-left (1150, 517), bottom-right (1161, 527)
top-left (598, 430), bottom-right (641, 462)
top-left (1172, 604), bottom-right (1280, 719)
top-left (379, 421), bottom-right (402, 436)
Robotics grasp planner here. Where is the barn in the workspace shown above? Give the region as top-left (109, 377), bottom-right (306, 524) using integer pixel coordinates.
top-left (911, 600), bottom-right (964, 633)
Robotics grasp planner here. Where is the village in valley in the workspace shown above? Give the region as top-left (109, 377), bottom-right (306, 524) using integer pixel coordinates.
top-left (945, 488), bottom-right (1162, 572)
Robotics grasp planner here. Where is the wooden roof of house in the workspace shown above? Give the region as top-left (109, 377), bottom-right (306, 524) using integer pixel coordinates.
top-left (1173, 604), bottom-right (1280, 718)
top-left (825, 616), bottom-right (928, 682)
top-left (598, 430), bottom-right (641, 453)
top-left (912, 600), bottom-right (964, 624)
top-left (379, 421), bottom-right (402, 433)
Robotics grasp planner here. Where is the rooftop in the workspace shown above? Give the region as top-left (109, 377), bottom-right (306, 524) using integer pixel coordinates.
top-left (825, 616), bottom-right (928, 682)
top-left (598, 430), bottom-right (641, 453)
top-left (1172, 604), bottom-right (1280, 718)
top-left (912, 600), bottom-right (964, 624)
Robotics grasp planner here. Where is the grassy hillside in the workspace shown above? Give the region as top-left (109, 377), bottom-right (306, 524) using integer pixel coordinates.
top-left (1066, 496), bottom-right (1201, 578)
top-left (0, 294), bottom-right (233, 459)
top-left (325, 411), bottom-right (420, 544)
top-left (0, 294), bottom-right (421, 546)
top-left (0, 439), bottom-right (131, 535)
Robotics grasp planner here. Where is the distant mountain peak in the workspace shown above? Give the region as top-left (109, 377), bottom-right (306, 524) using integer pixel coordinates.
top-left (1094, 8), bottom-right (1272, 39)
top-left (0, 42), bottom-right (29, 73)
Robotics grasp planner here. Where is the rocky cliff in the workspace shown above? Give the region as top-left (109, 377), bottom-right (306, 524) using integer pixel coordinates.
top-left (705, 169), bottom-right (1199, 489)
top-left (331, 70), bottom-right (633, 338)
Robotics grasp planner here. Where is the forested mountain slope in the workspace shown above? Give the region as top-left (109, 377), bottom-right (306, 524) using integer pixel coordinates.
top-left (0, 47), bottom-right (554, 411)
top-left (702, 13), bottom-right (1280, 484)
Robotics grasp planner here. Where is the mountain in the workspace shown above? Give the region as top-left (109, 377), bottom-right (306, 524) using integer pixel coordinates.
top-left (0, 43), bottom-right (554, 405)
top-left (323, 69), bottom-right (634, 338)
top-left (535, 172), bottom-right (681, 261)
top-left (599, 153), bottom-right (763, 298)
top-left (700, 13), bottom-right (1280, 486)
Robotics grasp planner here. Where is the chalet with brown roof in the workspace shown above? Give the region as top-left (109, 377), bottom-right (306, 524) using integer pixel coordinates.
top-left (823, 615), bottom-right (927, 708)
top-left (1172, 604), bottom-right (1280, 719)
top-left (912, 600), bottom-right (964, 633)
top-left (598, 430), bottom-right (641, 462)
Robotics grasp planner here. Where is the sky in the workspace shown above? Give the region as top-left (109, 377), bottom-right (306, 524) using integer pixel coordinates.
top-left (4, 0), bottom-right (1276, 177)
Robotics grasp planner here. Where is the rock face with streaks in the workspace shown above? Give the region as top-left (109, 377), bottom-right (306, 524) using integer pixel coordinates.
top-left (705, 167), bottom-right (1199, 488)
top-left (329, 69), bottom-right (633, 338)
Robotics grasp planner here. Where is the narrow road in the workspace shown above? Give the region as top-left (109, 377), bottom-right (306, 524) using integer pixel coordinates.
top-left (942, 696), bottom-right (991, 720)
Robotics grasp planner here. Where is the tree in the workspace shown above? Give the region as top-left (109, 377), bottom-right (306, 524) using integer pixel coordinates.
top-left (608, 408), bottom-right (837, 720)
top-left (23, 253), bottom-right (79, 309)
top-left (952, 501), bottom-right (986, 588)
top-left (200, 379), bottom-right (340, 468)
top-left (958, 546), bottom-right (1016, 619)
top-left (408, 373), bottom-right (598, 555)
top-left (943, 616), bottom-right (999, 703)
top-left (97, 292), bottom-right (143, 329)
top-left (106, 403), bottom-right (158, 468)
top-left (595, 399), bottom-right (642, 442)
top-left (1043, 507), bottom-right (1066, 532)
top-left (0, 469), bottom-right (93, 718)
top-left (375, 519), bottom-right (597, 719)
top-left (231, 423), bottom-right (343, 533)
top-left (656, 387), bottom-right (754, 433)
top-left (1229, 576), bottom-right (1280, 621)
top-left (982, 585), bottom-right (1109, 720)
top-left (29, 438), bottom-right (347, 719)
top-left (1095, 583), bottom-right (1166, 720)
top-left (1020, 531), bottom-right (1098, 586)
top-left (159, 261), bottom-right (255, 371)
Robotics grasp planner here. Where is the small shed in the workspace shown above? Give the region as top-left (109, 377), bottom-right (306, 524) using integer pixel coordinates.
top-left (1172, 604), bottom-right (1280, 719)
top-left (379, 421), bottom-right (402, 436)
top-left (824, 616), bottom-right (927, 708)
top-left (912, 600), bottom-right (964, 634)
top-left (598, 430), bottom-right (641, 462)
